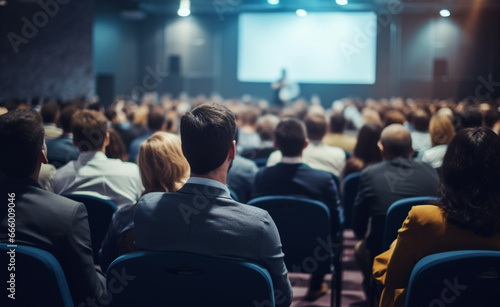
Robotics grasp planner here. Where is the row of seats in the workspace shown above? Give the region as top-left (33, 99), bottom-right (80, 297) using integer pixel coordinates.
top-left (3, 243), bottom-right (500, 307)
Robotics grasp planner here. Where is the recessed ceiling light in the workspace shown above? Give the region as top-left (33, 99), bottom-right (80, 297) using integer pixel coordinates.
top-left (440, 9), bottom-right (451, 17)
top-left (296, 9), bottom-right (307, 17)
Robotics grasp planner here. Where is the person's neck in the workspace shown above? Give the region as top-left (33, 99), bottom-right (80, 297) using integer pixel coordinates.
top-left (191, 169), bottom-right (227, 185)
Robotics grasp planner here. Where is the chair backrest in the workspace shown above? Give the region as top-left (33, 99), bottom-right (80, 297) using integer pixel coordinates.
top-left (106, 251), bottom-right (275, 307)
top-left (405, 250), bottom-right (500, 307)
top-left (382, 196), bottom-right (439, 251)
top-left (341, 171), bottom-right (361, 229)
top-left (0, 243), bottom-right (74, 307)
top-left (248, 196), bottom-right (334, 274)
top-left (63, 194), bottom-right (118, 264)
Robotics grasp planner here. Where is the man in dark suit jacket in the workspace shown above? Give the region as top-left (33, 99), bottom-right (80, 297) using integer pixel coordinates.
top-left (252, 117), bottom-right (342, 300)
top-left (134, 103), bottom-right (293, 307)
top-left (352, 124), bottom-right (438, 295)
top-left (46, 104), bottom-right (80, 168)
top-left (0, 110), bottom-right (106, 306)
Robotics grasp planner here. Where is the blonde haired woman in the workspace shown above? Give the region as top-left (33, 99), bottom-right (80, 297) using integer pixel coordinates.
top-left (421, 114), bottom-right (455, 168)
top-left (100, 132), bottom-right (189, 271)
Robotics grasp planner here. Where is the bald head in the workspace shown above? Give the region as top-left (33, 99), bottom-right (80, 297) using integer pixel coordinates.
top-left (379, 124), bottom-right (413, 160)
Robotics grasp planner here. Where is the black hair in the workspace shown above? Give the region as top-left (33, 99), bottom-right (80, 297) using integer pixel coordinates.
top-left (180, 103), bottom-right (236, 174)
top-left (274, 117), bottom-right (306, 157)
top-left (0, 109), bottom-right (44, 177)
top-left (439, 127), bottom-right (500, 237)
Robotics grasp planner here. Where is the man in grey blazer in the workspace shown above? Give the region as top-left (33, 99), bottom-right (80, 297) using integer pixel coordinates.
top-left (134, 103), bottom-right (293, 307)
top-left (0, 109), bottom-right (106, 306)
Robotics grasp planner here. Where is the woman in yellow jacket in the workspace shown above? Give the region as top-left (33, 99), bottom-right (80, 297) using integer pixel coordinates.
top-left (372, 127), bottom-right (500, 307)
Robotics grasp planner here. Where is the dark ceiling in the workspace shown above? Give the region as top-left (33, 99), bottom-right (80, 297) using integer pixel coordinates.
top-left (95, 0), bottom-right (500, 15)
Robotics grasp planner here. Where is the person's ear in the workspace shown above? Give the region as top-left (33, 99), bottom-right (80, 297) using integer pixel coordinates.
top-left (409, 147), bottom-right (414, 159)
top-left (228, 140), bottom-right (236, 160)
top-left (104, 132), bottom-right (110, 148)
top-left (303, 138), bottom-right (309, 149)
top-left (378, 141), bottom-right (384, 153)
top-left (40, 143), bottom-right (48, 164)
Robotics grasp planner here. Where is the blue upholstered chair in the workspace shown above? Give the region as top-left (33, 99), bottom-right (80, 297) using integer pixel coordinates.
top-left (405, 250), bottom-right (500, 307)
top-left (106, 251), bottom-right (275, 307)
top-left (0, 243), bottom-right (74, 307)
top-left (248, 195), bottom-right (340, 307)
top-left (341, 171), bottom-right (361, 229)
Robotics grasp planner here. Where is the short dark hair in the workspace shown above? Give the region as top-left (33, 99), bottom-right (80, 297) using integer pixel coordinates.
top-left (0, 109), bottom-right (44, 177)
top-left (180, 103), bottom-right (236, 174)
top-left (41, 101), bottom-right (60, 124)
top-left (412, 109), bottom-right (430, 132)
top-left (60, 104), bottom-right (79, 133)
top-left (72, 109), bottom-right (108, 152)
top-left (439, 127), bottom-right (500, 236)
top-left (305, 114), bottom-right (327, 141)
top-left (275, 118), bottom-right (306, 157)
top-left (147, 106), bottom-right (166, 131)
top-left (329, 113), bottom-right (346, 133)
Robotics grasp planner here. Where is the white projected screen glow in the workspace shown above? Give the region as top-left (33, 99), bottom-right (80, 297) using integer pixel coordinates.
top-left (238, 12), bottom-right (377, 84)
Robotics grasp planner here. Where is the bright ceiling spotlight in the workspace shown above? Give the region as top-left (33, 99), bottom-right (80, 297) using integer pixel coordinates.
top-left (440, 9), bottom-right (451, 17)
top-left (296, 9), bottom-right (307, 17)
top-left (178, 0), bottom-right (191, 17)
top-left (268, 0), bottom-right (279, 5)
top-left (336, 0), bottom-right (348, 5)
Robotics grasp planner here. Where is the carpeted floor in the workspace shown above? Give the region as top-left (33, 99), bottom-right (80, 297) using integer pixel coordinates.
top-left (289, 230), bottom-right (367, 307)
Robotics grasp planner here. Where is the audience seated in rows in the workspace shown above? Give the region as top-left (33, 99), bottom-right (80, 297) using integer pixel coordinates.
top-left (53, 109), bottom-right (143, 208)
top-left (46, 104), bottom-right (80, 168)
top-left (0, 109), bottom-right (106, 306)
top-left (253, 117), bottom-right (342, 301)
top-left (267, 113), bottom-right (346, 177)
top-left (133, 103), bottom-right (293, 307)
top-left (373, 127), bottom-right (500, 307)
top-left (100, 132), bottom-right (189, 271)
top-left (342, 122), bottom-right (383, 179)
top-left (352, 124), bottom-right (439, 296)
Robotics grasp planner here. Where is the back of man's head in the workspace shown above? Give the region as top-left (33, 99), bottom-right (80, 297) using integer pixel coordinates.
top-left (256, 114), bottom-right (279, 141)
top-left (305, 114), bottom-right (327, 141)
top-left (180, 103), bottom-right (236, 175)
top-left (72, 109), bottom-right (108, 152)
top-left (329, 112), bottom-right (346, 133)
top-left (383, 110), bottom-right (406, 127)
top-left (0, 109), bottom-right (44, 177)
top-left (380, 124), bottom-right (412, 160)
top-left (412, 109), bottom-right (430, 132)
top-left (41, 101), bottom-right (60, 124)
top-left (60, 104), bottom-right (80, 134)
top-left (275, 117), bottom-right (307, 157)
top-left (147, 106), bottom-right (167, 131)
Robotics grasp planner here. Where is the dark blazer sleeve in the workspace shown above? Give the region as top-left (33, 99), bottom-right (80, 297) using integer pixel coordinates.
top-left (259, 212), bottom-right (293, 307)
top-left (65, 203), bottom-right (107, 306)
top-left (352, 170), bottom-right (373, 239)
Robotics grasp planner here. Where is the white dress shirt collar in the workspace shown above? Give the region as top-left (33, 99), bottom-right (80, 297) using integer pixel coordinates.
top-left (280, 156), bottom-right (303, 164)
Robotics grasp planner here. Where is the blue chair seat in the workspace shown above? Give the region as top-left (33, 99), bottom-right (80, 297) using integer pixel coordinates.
top-left (0, 243), bottom-right (74, 307)
top-left (106, 251), bottom-right (275, 307)
top-left (405, 250), bottom-right (500, 307)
